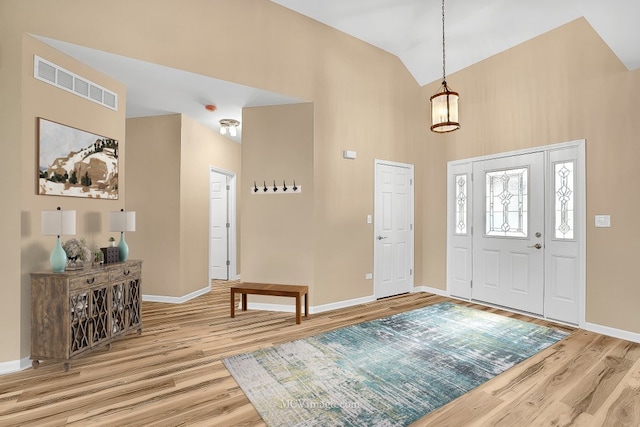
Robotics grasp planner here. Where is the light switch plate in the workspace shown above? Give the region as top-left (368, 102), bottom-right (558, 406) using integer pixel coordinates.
top-left (595, 215), bottom-right (611, 227)
top-left (365, 273), bottom-right (373, 280)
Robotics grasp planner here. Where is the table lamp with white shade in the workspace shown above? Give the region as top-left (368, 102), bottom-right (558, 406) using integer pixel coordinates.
top-left (109, 209), bottom-right (136, 261)
top-left (41, 207), bottom-right (76, 272)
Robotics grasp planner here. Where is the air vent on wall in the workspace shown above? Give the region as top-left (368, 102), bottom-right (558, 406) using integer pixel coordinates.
top-left (33, 55), bottom-right (118, 111)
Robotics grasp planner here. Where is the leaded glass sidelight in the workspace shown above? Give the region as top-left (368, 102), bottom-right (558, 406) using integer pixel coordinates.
top-left (485, 167), bottom-right (528, 237)
top-left (454, 174), bottom-right (468, 234)
top-left (554, 161), bottom-right (575, 239)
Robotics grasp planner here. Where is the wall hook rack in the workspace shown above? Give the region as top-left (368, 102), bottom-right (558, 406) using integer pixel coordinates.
top-left (251, 179), bottom-right (302, 194)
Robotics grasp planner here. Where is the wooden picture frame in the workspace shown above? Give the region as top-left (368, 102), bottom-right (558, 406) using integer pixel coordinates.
top-left (37, 118), bottom-right (119, 199)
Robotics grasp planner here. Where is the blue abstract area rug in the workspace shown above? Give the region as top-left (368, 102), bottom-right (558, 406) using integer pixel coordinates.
top-left (223, 302), bottom-right (568, 427)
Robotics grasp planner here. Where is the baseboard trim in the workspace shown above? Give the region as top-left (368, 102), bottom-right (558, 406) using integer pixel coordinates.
top-left (413, 285), bottom-right (448, 296)
top-left (0, 357), bottom-right (31, 376)
top-left (143, 284), bottom-right (211, 304)
top-left (245, 294), bottom-right (377, 315)
top-left (584, 322), bottom-right (640, 344)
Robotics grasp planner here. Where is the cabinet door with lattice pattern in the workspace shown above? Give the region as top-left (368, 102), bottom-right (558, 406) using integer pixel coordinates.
top-left (69, 291), bottom-right (90, 356)
top-left (126, 277), bottom-right (141, 328)
top-left (90, 285), bottom-right (109, 345)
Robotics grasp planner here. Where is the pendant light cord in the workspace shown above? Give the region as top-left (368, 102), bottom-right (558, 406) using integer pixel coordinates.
top-left (441, 0), bottom-right (447, 84)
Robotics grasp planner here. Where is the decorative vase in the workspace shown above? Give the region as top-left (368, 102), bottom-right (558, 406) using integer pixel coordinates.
top-left (118, 232), bottom-right (129, 261)
top-left (50, 236), bottom-right (67, 273)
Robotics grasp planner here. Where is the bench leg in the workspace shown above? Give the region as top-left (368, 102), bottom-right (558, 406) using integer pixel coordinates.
top-left (242, 293), bottom-right (247, 311)
top-left (230, 290), bottom-right (235, 318)
top-left (295, 295), bottom-right (301, 324)
top-left (305, 292), bottom-right (308, 318)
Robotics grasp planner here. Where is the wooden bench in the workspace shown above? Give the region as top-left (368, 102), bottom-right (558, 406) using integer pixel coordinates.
top-left (230, 282), bottom-right (309, 324)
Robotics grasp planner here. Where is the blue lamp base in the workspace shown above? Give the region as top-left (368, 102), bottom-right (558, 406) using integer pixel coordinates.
top-left (118, 232), bottom-right (129, 261)
top-left (50, 236), bottom-right (67, 273)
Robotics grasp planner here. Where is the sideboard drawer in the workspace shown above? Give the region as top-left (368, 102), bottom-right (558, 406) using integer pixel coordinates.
top-left (109, 262), bottom-right (141, 282)
top-left (69, 271), bottom-right (110, 291)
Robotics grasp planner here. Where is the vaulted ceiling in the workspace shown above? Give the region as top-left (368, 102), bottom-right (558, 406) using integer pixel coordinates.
top-left (39, 1), bottom-right (640, 141)
top-left (272, 0), bottom-right (640, 85)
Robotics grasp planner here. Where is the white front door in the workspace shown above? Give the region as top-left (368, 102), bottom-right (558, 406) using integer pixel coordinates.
top-left (472, 152), bottom-right (545, 314)
top-left (210, 170), bottom-right (229, 280)
top-left (374, 161), bottom-right (414, 299)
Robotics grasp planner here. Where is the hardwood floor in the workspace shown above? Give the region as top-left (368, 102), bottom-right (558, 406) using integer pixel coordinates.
top-left (1, 281), bottom-right (639, 426)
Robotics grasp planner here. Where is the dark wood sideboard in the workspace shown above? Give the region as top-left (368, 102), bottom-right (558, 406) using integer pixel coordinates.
top-left (30, 260), bottom-right (142, 371)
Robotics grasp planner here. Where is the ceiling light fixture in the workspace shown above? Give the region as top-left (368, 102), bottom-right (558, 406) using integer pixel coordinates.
top-left (430, 0), bottom-right (460, 133)
top-left (219, 119), bottom-right (240, 137)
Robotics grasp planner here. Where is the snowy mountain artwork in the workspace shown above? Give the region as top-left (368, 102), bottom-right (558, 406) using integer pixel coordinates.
top-left (38, 118), bottom-right (118, 199)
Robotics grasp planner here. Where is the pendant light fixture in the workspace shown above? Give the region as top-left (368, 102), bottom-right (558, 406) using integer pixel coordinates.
top-left (430, 0), bottom-right (460, 133)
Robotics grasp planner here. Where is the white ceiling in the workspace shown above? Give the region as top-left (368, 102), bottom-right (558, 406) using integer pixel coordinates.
top-left (272, 0), bottom-right (640, 85)
top-left (37, 1), bottom-right (640, 142)
top-left (36, 36), bottom-right (306, 143)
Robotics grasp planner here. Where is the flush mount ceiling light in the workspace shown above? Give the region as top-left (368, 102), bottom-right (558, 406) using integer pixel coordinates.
top-left (430, 0), bottom-right (460, 133)
top-left (219, 119), bottom-right (240, 137)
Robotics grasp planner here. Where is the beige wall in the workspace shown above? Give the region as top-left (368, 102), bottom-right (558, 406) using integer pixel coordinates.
top-left (126, 115), bottom-right (182, 297)
top-left (13, 35), bottom-right (127, 363)
top-left (421, 18), bottom-right (640, 333)
top-left (241, 104), bottom-right (315, 295)
top-left (3, 1), bottom-right (640, 367)
top-left (127, 114), bottom-right (242, 298)
top-left (180, 114), bottom-right (242, 294)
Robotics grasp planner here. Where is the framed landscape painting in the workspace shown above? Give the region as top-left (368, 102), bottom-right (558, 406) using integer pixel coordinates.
top-left (37, 118), bottom-right (119, 199)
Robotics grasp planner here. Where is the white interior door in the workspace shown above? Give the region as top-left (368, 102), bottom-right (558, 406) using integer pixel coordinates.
top-left (472, 152), bottom-right (545, 315)
top-left (374, 160), bottom-right (414, 299)
top-left (210, 170), bottom-right (229, 280)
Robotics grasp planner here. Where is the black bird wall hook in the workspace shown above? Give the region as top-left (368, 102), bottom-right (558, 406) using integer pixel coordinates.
top-left (273, 180), bottom-right (278, 192)
top-left (293, 180), bottom-right (298, 192)
top-left (263, 181), bottom-right (268, 192)
top-left (253, 181), bottom-right (259, 193)
top-left (283, 180), bottom-right (288, 192)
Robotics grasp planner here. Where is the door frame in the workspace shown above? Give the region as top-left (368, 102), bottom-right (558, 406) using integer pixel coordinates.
top-left (446, 140), bottom-right (586, 327)
top-left (209, 166), bottom-right (237, 283)
top-left (373, 159), bottom-right (415, 298)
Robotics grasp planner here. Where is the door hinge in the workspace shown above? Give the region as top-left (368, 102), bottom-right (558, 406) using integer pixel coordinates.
top-left (410, 224), bottom-right (413, 231)
top-left (226, 223), bottom-right (231, 228)
top-left (470, 280), bottom-right (473, 288)
top-left (410, 268), bottom-right (413, 275)
top-left (410, 178), bottom-right (413, 185)
top-left (226, 185), bottom-right (231, 191)
top-left (226, 260), bottom-right (230, 266)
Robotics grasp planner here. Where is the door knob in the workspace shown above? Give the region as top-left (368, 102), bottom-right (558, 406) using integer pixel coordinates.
top-left (527, 243), bottom-right (542, 249)
top-left (377, 235), bottom-right (388, 240)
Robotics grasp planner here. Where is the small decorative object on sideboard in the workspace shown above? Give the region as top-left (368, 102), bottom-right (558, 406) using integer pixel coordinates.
top-left (62, 237), bottom-right (91, 270)
top-left (92, 248), bottom-right (104, 267)
top-left (108, 236), bottom-right (116, 247)
top-left (101, 246), bottom-right (119, 264)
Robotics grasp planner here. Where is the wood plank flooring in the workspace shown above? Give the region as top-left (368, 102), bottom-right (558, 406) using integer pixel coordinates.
top-left (1, 281), bottom-right (639, 426)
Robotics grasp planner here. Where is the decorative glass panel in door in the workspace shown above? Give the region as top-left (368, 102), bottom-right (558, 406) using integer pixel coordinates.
top-left (454, 174), bottom-right (468, 235)
top-left (485, 167), bottom-right (528, 237)
top-left (554, 161), bottom-right (575, 239)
